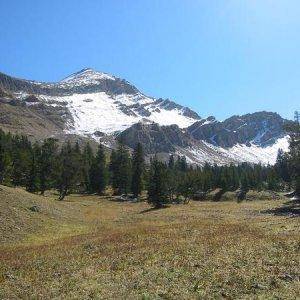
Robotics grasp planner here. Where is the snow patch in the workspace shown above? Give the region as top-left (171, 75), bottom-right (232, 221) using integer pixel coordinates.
top-left (40, 92), bottom-right (198, 135)
top-left (180, 136), bottom-right (289, 166)
top-left (228, 136), bottom-right (289, 165)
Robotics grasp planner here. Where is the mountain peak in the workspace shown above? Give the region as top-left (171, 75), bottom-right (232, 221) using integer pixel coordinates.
top-left (80, 67), bottom-right (94, 72)
top-left (61, 68), bottom-right (115, 82)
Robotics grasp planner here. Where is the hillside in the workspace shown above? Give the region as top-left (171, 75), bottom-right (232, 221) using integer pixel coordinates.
top-left (0, 185), bottom-right (86, 244)
top-left (0, 186), bottom-right (299, 299)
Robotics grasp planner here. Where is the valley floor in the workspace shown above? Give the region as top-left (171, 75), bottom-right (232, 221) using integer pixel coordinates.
top-left (0, 185), bottom-right (299, 299)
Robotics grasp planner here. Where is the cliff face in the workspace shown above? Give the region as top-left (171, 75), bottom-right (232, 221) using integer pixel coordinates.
top-left (188, 112), bottom-right (288, 148)
top-left (117, 122), bottom-right (193, 153)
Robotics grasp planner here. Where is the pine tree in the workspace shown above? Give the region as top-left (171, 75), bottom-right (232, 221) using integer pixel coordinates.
top-left (0, 130), bottom-right (5, 183)
top-left (112, 143), bottom-right (132, 195)
top-left (10, 135), bottom-right (32, 187)
top-left (39, 138), bottom-right (58, 195)
top-left (240, 171), bottom-right (249, 191)
top-left (57, 142), bottom-right (81, 200)
top-left (0, 131), bottom-right (13, 185)
top-left (2, 151), bottom-right (12, 186)
top-left (72, 140), bottom-right (85, 192)
top-left (166, 168), bottom-right (178, 202)
top-left (131, 143), bottom-right (144, 197)
top-left (90, 144), bottom-right (108, 194)
top-left (176, 156), bottom-right (188, 172)
top-left (83, 143), bottom-right (94, 192)
top-left (26, 143), bottom-right (40, 192)
top-left (266, 168), bottom-right (279, 190)
top-left (168, 154), bottom-right (175, 169)
top-left (276, 148), bottom-right (290, 184)
top-left (109, 149), bottom-right (118, 191)
top-left (219, 168), bottom-right (228, 191)
top-left (178, 171), bottom-right (196, 203)
top-left (285, 113), bottom-right (300, 195)
top-left (148, 158), bottom-right (168, 208)
top-left (74, 140), bottom-right (81, 154)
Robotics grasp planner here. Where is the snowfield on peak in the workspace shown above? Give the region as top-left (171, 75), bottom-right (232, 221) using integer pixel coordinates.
top-left (40, 92), bottom-right (198, 135)
top-left (3, 68), bottom-right (201, 135)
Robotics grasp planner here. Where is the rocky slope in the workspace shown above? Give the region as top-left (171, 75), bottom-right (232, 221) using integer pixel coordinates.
top-left (0, 69), bottom-right (290, 165)
top-left (188, 112), bottom-right (288, 147)
top-left (117, 121), bottom-right (193, 153)
top-left (115, 118), bottom-right (289, 165)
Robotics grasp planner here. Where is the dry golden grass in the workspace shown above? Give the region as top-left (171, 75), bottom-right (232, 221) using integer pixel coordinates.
top-left (0, 185), bottom-right (299, 299)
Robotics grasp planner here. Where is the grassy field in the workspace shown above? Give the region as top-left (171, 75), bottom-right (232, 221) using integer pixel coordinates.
top-left (0, 185), bottom-right (299, 299)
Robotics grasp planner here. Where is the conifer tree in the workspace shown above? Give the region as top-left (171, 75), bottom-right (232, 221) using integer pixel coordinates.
top-left (276, 148), bottom-right (290, 184)
top-left (57, 142), bottom-right (81, 200)
top-left (266, 168), bottom-right (279, 190)
top-left (83, 142), bottom-right (94, 192)
top-left (1, 132), bottom-right (13, 185)
top-left (240, 171), bottom-right (249, 191)
top-left (148, 158), bottom-right (168, 208)
top-left (109, 149), bottom-right (118, 190)
top-left (39, 138), bottom-right (58, 195)
top-left (90, 144), bottom-right (108, 194)
top-left (73, 140), bottom-right (85, 191)
top-left (166, 167), bottom-right (179, 202)
top-left (110, 143), bottom-right (132, 195)
top-left (176, 156), bottom-right (188, 172)
top-left (131, 143), bottom-right (144, 197)
top-left (26, 143), bottom-right (40, 192)
top-left (168, 154), bottom-right (175, 169)
top-left (0, 130), bottom-right (5, 183)
top-left (178, 171), bottom-right (196, 203)
top-left (10, 135), bottom-right (32, 187)
top-left (74, 140), bottom-right (81, 154)
top-left (285, 113), bottom-right (300, 195)
top-left (115, 143), bottom-right (132, 195)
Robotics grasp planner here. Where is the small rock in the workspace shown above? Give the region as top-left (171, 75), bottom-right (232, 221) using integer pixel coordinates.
top-left (28, 205), bottom-right (40, 213)
top-left (279, 273), bottom-right (294, 281)
top-left (4, 272), bottom-right (15, 280)
top-left (252, 283), bottom-right (267, 290)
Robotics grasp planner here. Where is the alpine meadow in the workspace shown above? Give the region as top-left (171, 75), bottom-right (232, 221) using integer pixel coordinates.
top-left (0, 1), bottom-right (299, 299)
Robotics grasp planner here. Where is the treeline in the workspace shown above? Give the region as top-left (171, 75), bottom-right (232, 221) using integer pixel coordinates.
top-left (0, 130), bottom-right (145, 200)
top-left (147, 153), bottom-right (294, 207)
top-left (0, 116), bottom-right (299, 206)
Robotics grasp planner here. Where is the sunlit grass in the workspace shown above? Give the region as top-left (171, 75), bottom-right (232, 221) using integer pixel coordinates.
top-left (0, 186), bottom-right (299, 299)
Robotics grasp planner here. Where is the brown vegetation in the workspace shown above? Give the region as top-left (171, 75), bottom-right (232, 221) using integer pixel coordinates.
top-left (0, 185), bottom-right (299, 299)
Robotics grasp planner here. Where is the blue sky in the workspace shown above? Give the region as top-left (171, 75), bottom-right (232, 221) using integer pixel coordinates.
top-left (0, 0), bottom-right (299, 120)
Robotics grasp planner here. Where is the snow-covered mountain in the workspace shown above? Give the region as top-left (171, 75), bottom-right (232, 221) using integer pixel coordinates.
top-left (0, 68), bottom-right (200, 135)
top-left (0, 68), bottom-right (290, 165)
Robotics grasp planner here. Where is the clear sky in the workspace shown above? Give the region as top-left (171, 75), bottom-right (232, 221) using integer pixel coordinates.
top-left (0, 0), bottom-right (299, 120)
